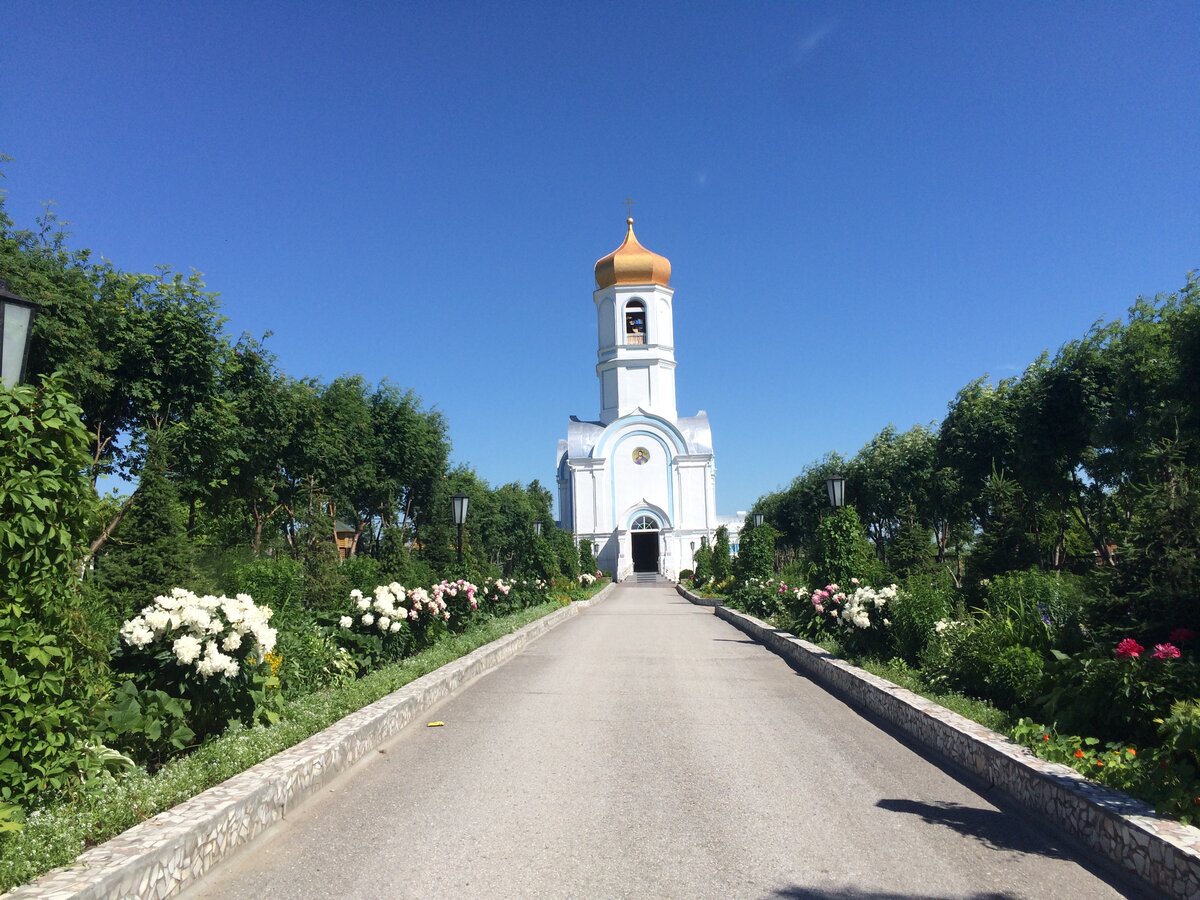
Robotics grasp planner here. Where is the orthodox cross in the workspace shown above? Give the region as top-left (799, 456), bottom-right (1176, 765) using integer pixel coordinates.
top-left (624, 196), bottom-right (635, 218)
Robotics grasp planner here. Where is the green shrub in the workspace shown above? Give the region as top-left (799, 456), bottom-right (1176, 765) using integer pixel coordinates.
top-left (1040, 645), bottom-right (1199, 745)
top-left (0, 604), bottom-right (98, 810)
top-left (734, 523), bottom-right (777, 581)
top-left (678, 568), bottom-right (694, 583)
top-left (727, 577), bottom-right (787, 620)
top-left (982, 569), bottom-right (1090, 654)
top-left (692, 546), bottom-right (713, 586)
top-left (989, 644), bottom-right (1044, 710)
top-left (711, 526), bottom-right (732, 583)
top-left (578, 539), bottom-right (597, 575)
top-left (97, 681), bottom-right (194, 770)
top-left (919, 618), bottom-right (1008, 702)
top-left (811, 508), bottom-right (877, 587)
top-left (272, 612), bottom-right (355, 697)
top-left (339, 555), bottom-right (381, 594)
top-left (889, 573), bottom-right (955, 664)
top-left (231, 557), bottom-right (305, 621)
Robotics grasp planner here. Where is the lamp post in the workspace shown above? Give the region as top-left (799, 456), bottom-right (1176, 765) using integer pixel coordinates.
top-left (826, 474), bottom-right (846, 509)
top-left (451, 493), bottom-right (469, 563)
top-left (0, 280), bottom-right (40, 389)
top-left (533, 521), bottom-right (543, 537)
top-left (753, 512), bottom-right (764, 528)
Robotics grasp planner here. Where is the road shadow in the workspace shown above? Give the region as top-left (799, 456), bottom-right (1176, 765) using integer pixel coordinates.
top-left (876, 798), bottom-right (1070, 858)
top-left (772, 892), bottom-right (1017, 897)
top-left (772, 888), bottom-right (1017, 899)
top-left (711, 637), bottom-right (757, 643)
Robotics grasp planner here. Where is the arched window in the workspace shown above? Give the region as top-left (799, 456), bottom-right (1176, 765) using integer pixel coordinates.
top-left (625, 299), bottom-right (646, 344)
top-left (631, 515), bottom-right (659, 531)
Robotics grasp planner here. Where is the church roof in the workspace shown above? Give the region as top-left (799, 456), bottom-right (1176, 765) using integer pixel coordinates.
top-left (594, 218), bottom-right (671, 289)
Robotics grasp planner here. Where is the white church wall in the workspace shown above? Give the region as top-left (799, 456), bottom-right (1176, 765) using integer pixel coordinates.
top-left (656, 296), bottom-right (673, 347)
top-left (610, 430), bottom-right (673, 526)
top-left (597, 296), bottom-right (615, 348)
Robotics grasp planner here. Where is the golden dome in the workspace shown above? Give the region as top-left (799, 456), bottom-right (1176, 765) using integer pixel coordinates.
top-left (594, 218), bottom-right (671, 289)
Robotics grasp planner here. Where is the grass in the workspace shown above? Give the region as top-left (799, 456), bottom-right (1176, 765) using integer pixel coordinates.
top-left (0, 601), bottom-right (566, 893)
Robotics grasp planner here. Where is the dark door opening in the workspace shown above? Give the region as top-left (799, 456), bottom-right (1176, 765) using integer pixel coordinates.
top-left (631, 531), bottom-right (659, 573)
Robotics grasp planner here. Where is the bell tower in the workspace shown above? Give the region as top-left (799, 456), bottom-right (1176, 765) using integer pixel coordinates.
top-left (592, 218), bottom-right (678, 424)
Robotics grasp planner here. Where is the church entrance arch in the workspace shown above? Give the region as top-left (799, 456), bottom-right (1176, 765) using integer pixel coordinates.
top-left (630, 514), bottom-right (660, 573)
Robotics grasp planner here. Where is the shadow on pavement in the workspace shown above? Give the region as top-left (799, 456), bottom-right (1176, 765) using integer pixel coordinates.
top-left (876, 798), bottom-right (1071, 859)
top-left (772, 888), bottom-right (1017, 899)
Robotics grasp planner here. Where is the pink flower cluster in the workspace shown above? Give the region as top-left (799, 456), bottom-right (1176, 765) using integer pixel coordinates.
top-left (1151, 643), bottom-right (1182, 660)
top-left (1115, 637), bottom-right (1185, 661)
top-left (431, 579), bottom-right (478, 613)
top-left (806, 583), bottom-right (847, 616)
top-left (1115, 638), bottom-right (1144, 659)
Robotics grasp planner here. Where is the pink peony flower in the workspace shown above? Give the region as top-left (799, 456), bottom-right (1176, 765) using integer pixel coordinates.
top-left (1151, 643), bottom-right (1182, 660)
top-left (1169, 628), bottom-right (1196, 644)
top-left (1115, 638), bottom-right (1144, 659)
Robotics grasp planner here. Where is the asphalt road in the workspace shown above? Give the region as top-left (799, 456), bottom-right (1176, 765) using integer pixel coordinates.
top-left (186, 583), bottom-right (1138, 899)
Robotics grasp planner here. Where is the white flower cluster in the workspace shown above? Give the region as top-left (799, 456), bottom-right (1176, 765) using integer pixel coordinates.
top-left (579, 573), bottom-right (596, 586)
top-left (343, 585), bottom-right (409, 635)
top-left (120, 588), bottom-right (277, 679)
top-left (839, 584), bottom-right (898, 630)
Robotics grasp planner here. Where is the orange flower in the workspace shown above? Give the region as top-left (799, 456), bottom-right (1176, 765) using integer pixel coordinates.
top-left (1074, 749), bottom-right (1085, 759)
top-left (1095, 759), bottom-right (1104, 767)
top-left (1127, 748), bottom-right (1136, 756)
top-left (1042, 734), bottom-right (1050, 742)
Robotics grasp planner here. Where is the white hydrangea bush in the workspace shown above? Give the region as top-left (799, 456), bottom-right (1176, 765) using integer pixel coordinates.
top-left (120, 588), bottom-right (277, 679)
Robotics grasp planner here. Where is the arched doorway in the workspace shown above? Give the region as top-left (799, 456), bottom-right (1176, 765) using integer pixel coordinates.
top-left (630, 514), bottom-right (660, 573)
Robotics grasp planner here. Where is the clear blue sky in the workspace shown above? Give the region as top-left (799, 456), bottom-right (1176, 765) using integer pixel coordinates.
top-left (3, 1), bottom-right (1197, 515)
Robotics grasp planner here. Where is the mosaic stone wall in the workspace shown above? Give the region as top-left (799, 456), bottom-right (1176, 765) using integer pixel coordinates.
top-left (3, 585), bottom-right (616, 900)
top-left (677, 584), bottom-right (1200, 898)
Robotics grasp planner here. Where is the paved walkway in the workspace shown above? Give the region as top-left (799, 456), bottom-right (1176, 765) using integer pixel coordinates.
top-left (186, 583), bottom-right (1137, 899)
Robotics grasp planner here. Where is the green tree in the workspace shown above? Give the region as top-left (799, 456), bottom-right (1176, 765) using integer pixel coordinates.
top-left (692, 544), bottom-right (713, 586)
top-left (579, 538), bottom-right (597, 575)
top-left (711, 525), bottom-right (732, 583)
top-left (811, 507), bottom-right (875, 587)
top-left (735, 522), bottom-right (779, 581)
top-left (92, 437), bottom-right (195, 621)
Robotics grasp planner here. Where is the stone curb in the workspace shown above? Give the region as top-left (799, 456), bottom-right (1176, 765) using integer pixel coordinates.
top-left (4, 584), bottom-right (616, 900)
top-left (675, 583), bottom-right (1200, 898)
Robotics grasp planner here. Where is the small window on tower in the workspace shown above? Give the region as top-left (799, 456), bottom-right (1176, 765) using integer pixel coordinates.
top-left (625, 300), bottom-right (646, 345)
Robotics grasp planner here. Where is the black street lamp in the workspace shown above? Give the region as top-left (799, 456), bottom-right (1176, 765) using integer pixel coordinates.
top-left (753, 512), bottom-right (764, 528)
top-left (0, 280), bottom-right (39, 389)
top-left (451, 493), bottom-right (469, 563)
top-left (826, 474), bottom-right (846, 509)
top-left (533, 521), bottom-right (543, 537)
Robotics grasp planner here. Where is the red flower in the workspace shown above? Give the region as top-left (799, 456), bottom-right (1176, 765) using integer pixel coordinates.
top-left (1169, 628), bottom-right (1196, 644)
top-left (1115, 638), bottom-right (1144, 659)
top-left (1151, 643), bottom-right (1182, 661)
top-left (1042, 734), bottom-right (1051, 742)
top-left (1074, 749), bottom-right (1085, 759)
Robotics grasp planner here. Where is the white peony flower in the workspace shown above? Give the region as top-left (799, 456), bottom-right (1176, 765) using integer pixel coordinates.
top-left (221, 631), bottom-right (243, 652)
top-left (361, 613), bottom-right (375, 626)
top-left (389, 621), bottom-right (402, 633)
top-left (357, 598), bottom-right (371, 611)
top-left (378, 616), bottom-right (391, 631)
top-left (339, 615), bottom-right (353, 628)
top-left (173, 634), bottom-right (202, 665)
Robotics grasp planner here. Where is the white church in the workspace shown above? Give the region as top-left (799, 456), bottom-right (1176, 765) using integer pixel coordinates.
top-left (556, 218), bottom-right (741, 582)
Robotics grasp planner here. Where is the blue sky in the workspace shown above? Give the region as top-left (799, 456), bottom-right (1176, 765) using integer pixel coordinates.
top-left (2, 1), bottom-right (1197, 515)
